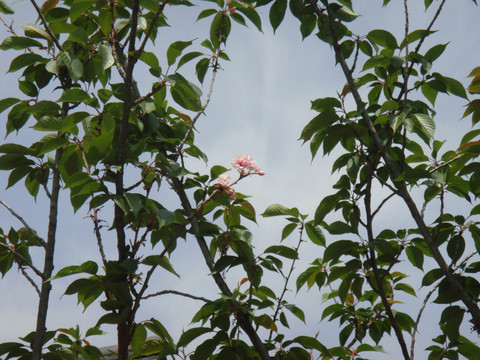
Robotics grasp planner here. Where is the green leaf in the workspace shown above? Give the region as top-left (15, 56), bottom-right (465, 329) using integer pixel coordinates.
top-left (0, 97), bottom-right (20, 113)
top-left (323, 240), bottom-right (357, 263)
top-left (8, 53), bottom-right (45, 73)
top-left (444, 76), bottom-right (468, 99)
top-left (230, 12), bottom-right (246, 26)
top-left (167, 73), bottom-right (202, 111)
top-left (394, 282), bottom-right (416, 296)
top-left (0, 154), bottom-right (34, 170)
top-left (177, 328), bottom-right (211, 348)
top-left (367, 29), bottom-right (398, 49)
top-left (305, 222), bottom-right (326, 246)
top-left (58, 88), bottom-right (91, 103)
top-left (300, 14), bottom-right (316, 40)
top-left (143, 255), bottom-right (180, 277)
top-left (0, 0), bottom-right (14, 14)
top-left (196, 8), bottom-right (217, 20)
top-left (406, 246), bottom-right (424, 270)
top-left (284, 303), bottom-right (305, 323)
top-left (131, 324), bottom-right (147, 355)
top-left (400, 29), bottom-right (436, 49)
top-left (293, 336), bottom-right (328, 353)
top-left (422, 268), bottom-right (443, 286)
top-left (167, 40), bottom-right (193, 66)
top-left (236, 5), bottom-right (262, 32)
top-left (424, 43), bottom-right (447, 63)
top-left (414, 113), bottom-right (435, 140)
top-left (99, 44), bottom-right (114, 71)
top-left (210, 12), bottom-right (231, 48)
top-left (56, 52), bottom-right (83, 81)
top-left (254, 314), bottom-right (277, 331)
top-left (70, 0), bottom-right (94, 21)
top-left (440, 306), bottom-right (464, 341)
top-left (19, 80), bottom-right (38, 97)
top-left (196, 57), bottom-right (210, 84)
top-left (269, 0), bottom-right (287, 32)
top-left (210, 165), bottom-right (229, 179)
top-left (7, 165), bottom-right (32, 188)
top-left (0, 36), bottom-right (43, 50)
top-left (49, 261), bottom-right (98, 281)
top-left (264, 245), bottom-right (298, 259)
top-left (144, 318), bottom-right (175, 346)
top-left (177, 51), bottom-right (203, 70)
top-left (281, 222), bottom-right (297, 241)
top-left (262, 204), bottom-right (289, 217)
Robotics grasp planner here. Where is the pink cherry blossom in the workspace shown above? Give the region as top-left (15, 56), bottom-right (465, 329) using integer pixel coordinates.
top-left (232, 155), bottom-right (257, 174)
top-left (217, 173), bottom-right (231, 187)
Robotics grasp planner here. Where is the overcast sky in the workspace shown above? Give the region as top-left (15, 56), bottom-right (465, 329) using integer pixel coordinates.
top-left (1, 0), bottom-right (479, 358)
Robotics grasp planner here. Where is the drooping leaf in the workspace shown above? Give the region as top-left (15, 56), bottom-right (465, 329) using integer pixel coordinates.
top-left (269, 0), bottom-right (287, 32)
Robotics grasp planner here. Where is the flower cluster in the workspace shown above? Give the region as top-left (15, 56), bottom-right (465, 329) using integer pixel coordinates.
top-left (232, 155), bottom-right (265, 176)
top-left (216, 174), bottom-right (236, 201)
top-left (215, 155), bottom-right (265, 202)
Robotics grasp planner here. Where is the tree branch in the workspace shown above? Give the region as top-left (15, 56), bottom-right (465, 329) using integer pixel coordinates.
top-left (268, 222), bottom-right (304, 343)
top-left (364, 163), bottom-right (410, 359)
top-left (32, 144), bottom-right (63, 360)
top-left (169, 176), bottom-right (271, 360)
top-left (0, 242), bottom-right (44, 278)
top-left (309, 0), bottom-right (480, 332)
top-left (29, 0), bottom-right (64, 52)
top-left (410, 251), bottom-right (478, 360)
top-left (142, 289), bottom-right (210, 302)
top-left (0, 200), bottom-right (46, 248)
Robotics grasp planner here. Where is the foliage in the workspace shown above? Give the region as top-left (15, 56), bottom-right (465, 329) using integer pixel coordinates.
top-left (0, 0), bottom-right (480, 359)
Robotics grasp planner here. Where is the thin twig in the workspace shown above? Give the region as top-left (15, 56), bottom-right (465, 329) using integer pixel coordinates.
top-left (177, 49), bottom-right (222, 155)
top-left (268, 223), bottom-right (304, 342)
top-left (169, 175), bottom-right (271, 360)
top-left (131, 81), bottom-right (167, 107)
top-left (410, 251), bottom-right (478, 359)
top-left (364, 161), bottom-right (410, 359)
top-left (134, 0), bottom-right (170, 62)
top-left (397, 0), bottom-right (447, 101)
top-left (142, 289), bottom-right (210, 302)
top-left (429, 155), bottom-right (462, 173)
top-left (20, 266), bottom-right (41, 295)
top-left (29, 0), bottom-right (64, 52)
top-left (0, 242), bottom-right (44, 278)
top-left (371, 191), bottom-right (396, 219)
top-left (0, 200), bottom-right (46, 248)
top-left (91, 208), bottom-right (108, 267)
